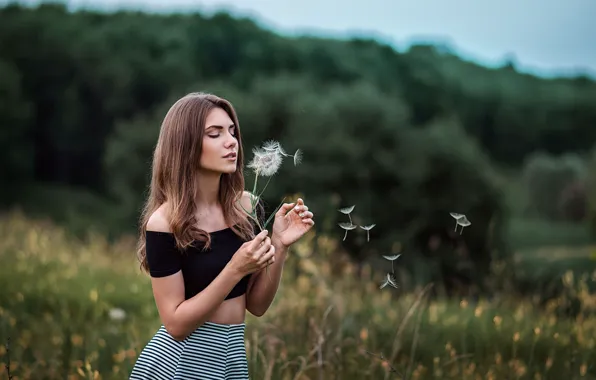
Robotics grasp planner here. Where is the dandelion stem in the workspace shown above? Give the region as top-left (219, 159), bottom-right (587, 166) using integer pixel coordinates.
top-left (252, 169), bottom-right (259, 199)
top-left (454, 221), bottom-right (457, 232)
top-left (343, 230), bottom-right (347, 241)
top-left (256, 173), bottom-right (274, 200)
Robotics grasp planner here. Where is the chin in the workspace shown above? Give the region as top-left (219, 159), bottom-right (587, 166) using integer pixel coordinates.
top-left (221, 165), bottom-right (238, 174)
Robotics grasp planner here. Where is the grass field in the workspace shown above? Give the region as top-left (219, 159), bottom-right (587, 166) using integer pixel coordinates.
top-left (1, 211), bottom-right (596, 379)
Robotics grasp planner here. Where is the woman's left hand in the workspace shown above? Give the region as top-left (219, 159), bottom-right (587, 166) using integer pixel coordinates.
top-left (271, 198), bottom-right (315, 248)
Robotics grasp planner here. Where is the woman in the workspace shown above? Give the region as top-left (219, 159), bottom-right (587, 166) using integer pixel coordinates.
top-left (129, 92), bottom-right (315, 379)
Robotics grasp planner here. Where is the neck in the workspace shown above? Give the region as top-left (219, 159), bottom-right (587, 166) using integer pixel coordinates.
top-left (195, 171), bottom-right (222, 208)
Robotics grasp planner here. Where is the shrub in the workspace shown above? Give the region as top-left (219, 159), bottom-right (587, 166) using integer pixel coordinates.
top-left (522, 152), bottom-right (587, 221)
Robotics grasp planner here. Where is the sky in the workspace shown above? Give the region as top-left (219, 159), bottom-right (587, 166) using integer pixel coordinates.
top-left (8, 0), bottom-right (596, 78)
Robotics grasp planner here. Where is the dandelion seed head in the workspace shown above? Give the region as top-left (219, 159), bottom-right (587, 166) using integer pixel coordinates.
top-left (247, 147), bottom-right (282, 177)
top-left (338, 205), bottom-right (355, 214)
top-left (262, 139), bottom-right (290, 157)
top-left (338, 222), bottom-right (357, 230)
top-left (382, 254), bottom-right (401, 261)
top-left (450, 212), bottom-right (465, 219)
top-left (262, 140), bottom-right (281, 152)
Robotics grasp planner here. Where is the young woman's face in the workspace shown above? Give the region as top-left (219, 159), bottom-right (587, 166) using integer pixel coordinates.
top-left (199, 107), bottom-right (238, 174)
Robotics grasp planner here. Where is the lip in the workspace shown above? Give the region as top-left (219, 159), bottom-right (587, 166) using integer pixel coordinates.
top-left (223, 152), bottom-right (237, 159)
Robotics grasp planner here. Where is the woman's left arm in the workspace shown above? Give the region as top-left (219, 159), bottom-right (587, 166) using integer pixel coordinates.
top-left (245, 237), bottom-right (289, 317)
top-left (246, 199), bottom-right (314, 317)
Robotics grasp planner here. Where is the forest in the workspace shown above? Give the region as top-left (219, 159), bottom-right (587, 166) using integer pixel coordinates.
top-left (1, 2), bottom-right (596, 378)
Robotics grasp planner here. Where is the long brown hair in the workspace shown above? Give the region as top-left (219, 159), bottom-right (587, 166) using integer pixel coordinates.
top-left (136, 92), bottom-right (255, 273)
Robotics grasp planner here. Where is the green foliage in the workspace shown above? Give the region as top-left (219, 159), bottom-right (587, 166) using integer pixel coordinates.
top-left (1, 3), bottom-right (595, 292)
top-left (1, 214), bottom-right (596, 379)
top-left (506, 217), bottom-right (593, 250)
top-left (522, 152), bottom-right (588, 221)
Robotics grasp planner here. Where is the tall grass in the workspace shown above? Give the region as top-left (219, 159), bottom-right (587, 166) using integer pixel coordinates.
top-left (1, 211), bottom-right (595, 379)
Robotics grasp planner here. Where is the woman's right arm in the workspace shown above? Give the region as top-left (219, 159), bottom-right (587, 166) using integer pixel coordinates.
top-left (145, 210), bottom-right (272, 341)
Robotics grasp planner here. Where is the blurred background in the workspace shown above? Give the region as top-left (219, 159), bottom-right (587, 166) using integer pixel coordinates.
top-left (1, 0), bottom-right (596, 379)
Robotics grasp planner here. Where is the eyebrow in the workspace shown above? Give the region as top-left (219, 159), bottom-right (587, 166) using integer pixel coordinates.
top-left (206, 124), bottom-right (235, 130)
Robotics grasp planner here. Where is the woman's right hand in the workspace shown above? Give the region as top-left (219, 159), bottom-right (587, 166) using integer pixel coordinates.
top-left (229, 229), bottom-right (276, 276)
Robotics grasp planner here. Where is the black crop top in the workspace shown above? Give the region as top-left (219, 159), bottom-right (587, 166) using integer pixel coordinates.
top-left (145, 227), bottom-right (253, 300)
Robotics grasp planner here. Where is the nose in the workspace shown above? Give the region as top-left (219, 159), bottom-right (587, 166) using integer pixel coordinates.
top-left (224, 131), bottom-right (237, 149)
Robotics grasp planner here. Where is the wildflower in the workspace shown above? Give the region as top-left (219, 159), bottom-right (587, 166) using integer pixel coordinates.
top-left (338, 205), bottom-right (355, 224)
top-left (379, 273), bottom-right (398, 289)
top-left (108, 308), bottom-right (126, 321)
top-left (338, 222), bottom-right (357, 241)
top-left (359, 224), bottom-right (376, 242)
top-left (382, 254), bottom-right (401, 274)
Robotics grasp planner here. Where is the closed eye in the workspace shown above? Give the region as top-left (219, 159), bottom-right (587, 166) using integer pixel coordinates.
top-left (206, 125), bottom-right (237, 138)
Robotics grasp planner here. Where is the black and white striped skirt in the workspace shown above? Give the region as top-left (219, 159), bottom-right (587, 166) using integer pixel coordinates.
top-left (129, 321), bottom-right (249, 379)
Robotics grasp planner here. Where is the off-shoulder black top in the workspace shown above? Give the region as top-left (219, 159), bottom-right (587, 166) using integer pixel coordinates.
top-left (145, 227), bottom-right (253, 300)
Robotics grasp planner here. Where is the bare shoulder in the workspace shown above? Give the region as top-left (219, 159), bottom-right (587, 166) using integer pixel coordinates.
top-left (147, 203), bottom-right (171, 232)
top-left (239, 190), bottom-right (257, 214)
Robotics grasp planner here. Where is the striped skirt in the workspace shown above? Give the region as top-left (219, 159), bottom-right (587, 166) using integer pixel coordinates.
top-left (129, 321), bottom-right (249, 380)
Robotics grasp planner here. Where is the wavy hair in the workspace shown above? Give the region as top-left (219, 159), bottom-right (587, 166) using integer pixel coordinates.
top-left (136, 92), bottom-right (256, 272)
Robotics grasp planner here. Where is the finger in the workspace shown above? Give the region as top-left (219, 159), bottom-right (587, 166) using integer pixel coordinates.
top-left (249, 230), bottom-right (269, 251)
top-left (299, 211), bottom-right (314, 218)
top-left (257, 246), bottom-right (275, 266)
top-left (294, 205), bottom-right (309, 214)
top-left (253, 237), bottom-right (271, 259)
top-left (262, 257), bottom-right (274, 269)
top-left (302, 218), bottom-right (315, 226)
top-left (276, 202), bottom-right (295, 217)
top-left (264, 256), bottom-right (275, 268)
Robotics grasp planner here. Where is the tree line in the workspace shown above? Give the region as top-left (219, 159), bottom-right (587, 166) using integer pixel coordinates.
top-left (1, 2), bottom-right (595, 294)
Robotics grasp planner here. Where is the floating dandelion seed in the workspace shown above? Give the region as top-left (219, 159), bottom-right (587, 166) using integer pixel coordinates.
top-left (380, 273), bottom-right (399, 290)
top-left (457, 216), bottom-right (471, 235)
top-left (338, 222), bottom-right (357, 241)
top-left (450, 212), bottom-right (465, 232)
top-left (382, 254), bottom-right (401, 274)
top-left (338, 205), bottom-right (355, 224)
top-left (263, 140), bottom-right (303, 166)
top-left (293, 149), bottom-right (303, 166)
top-left (382, 254), bottom-right (401, 261)
top-left (359, 224), bottom-right (376, 242)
